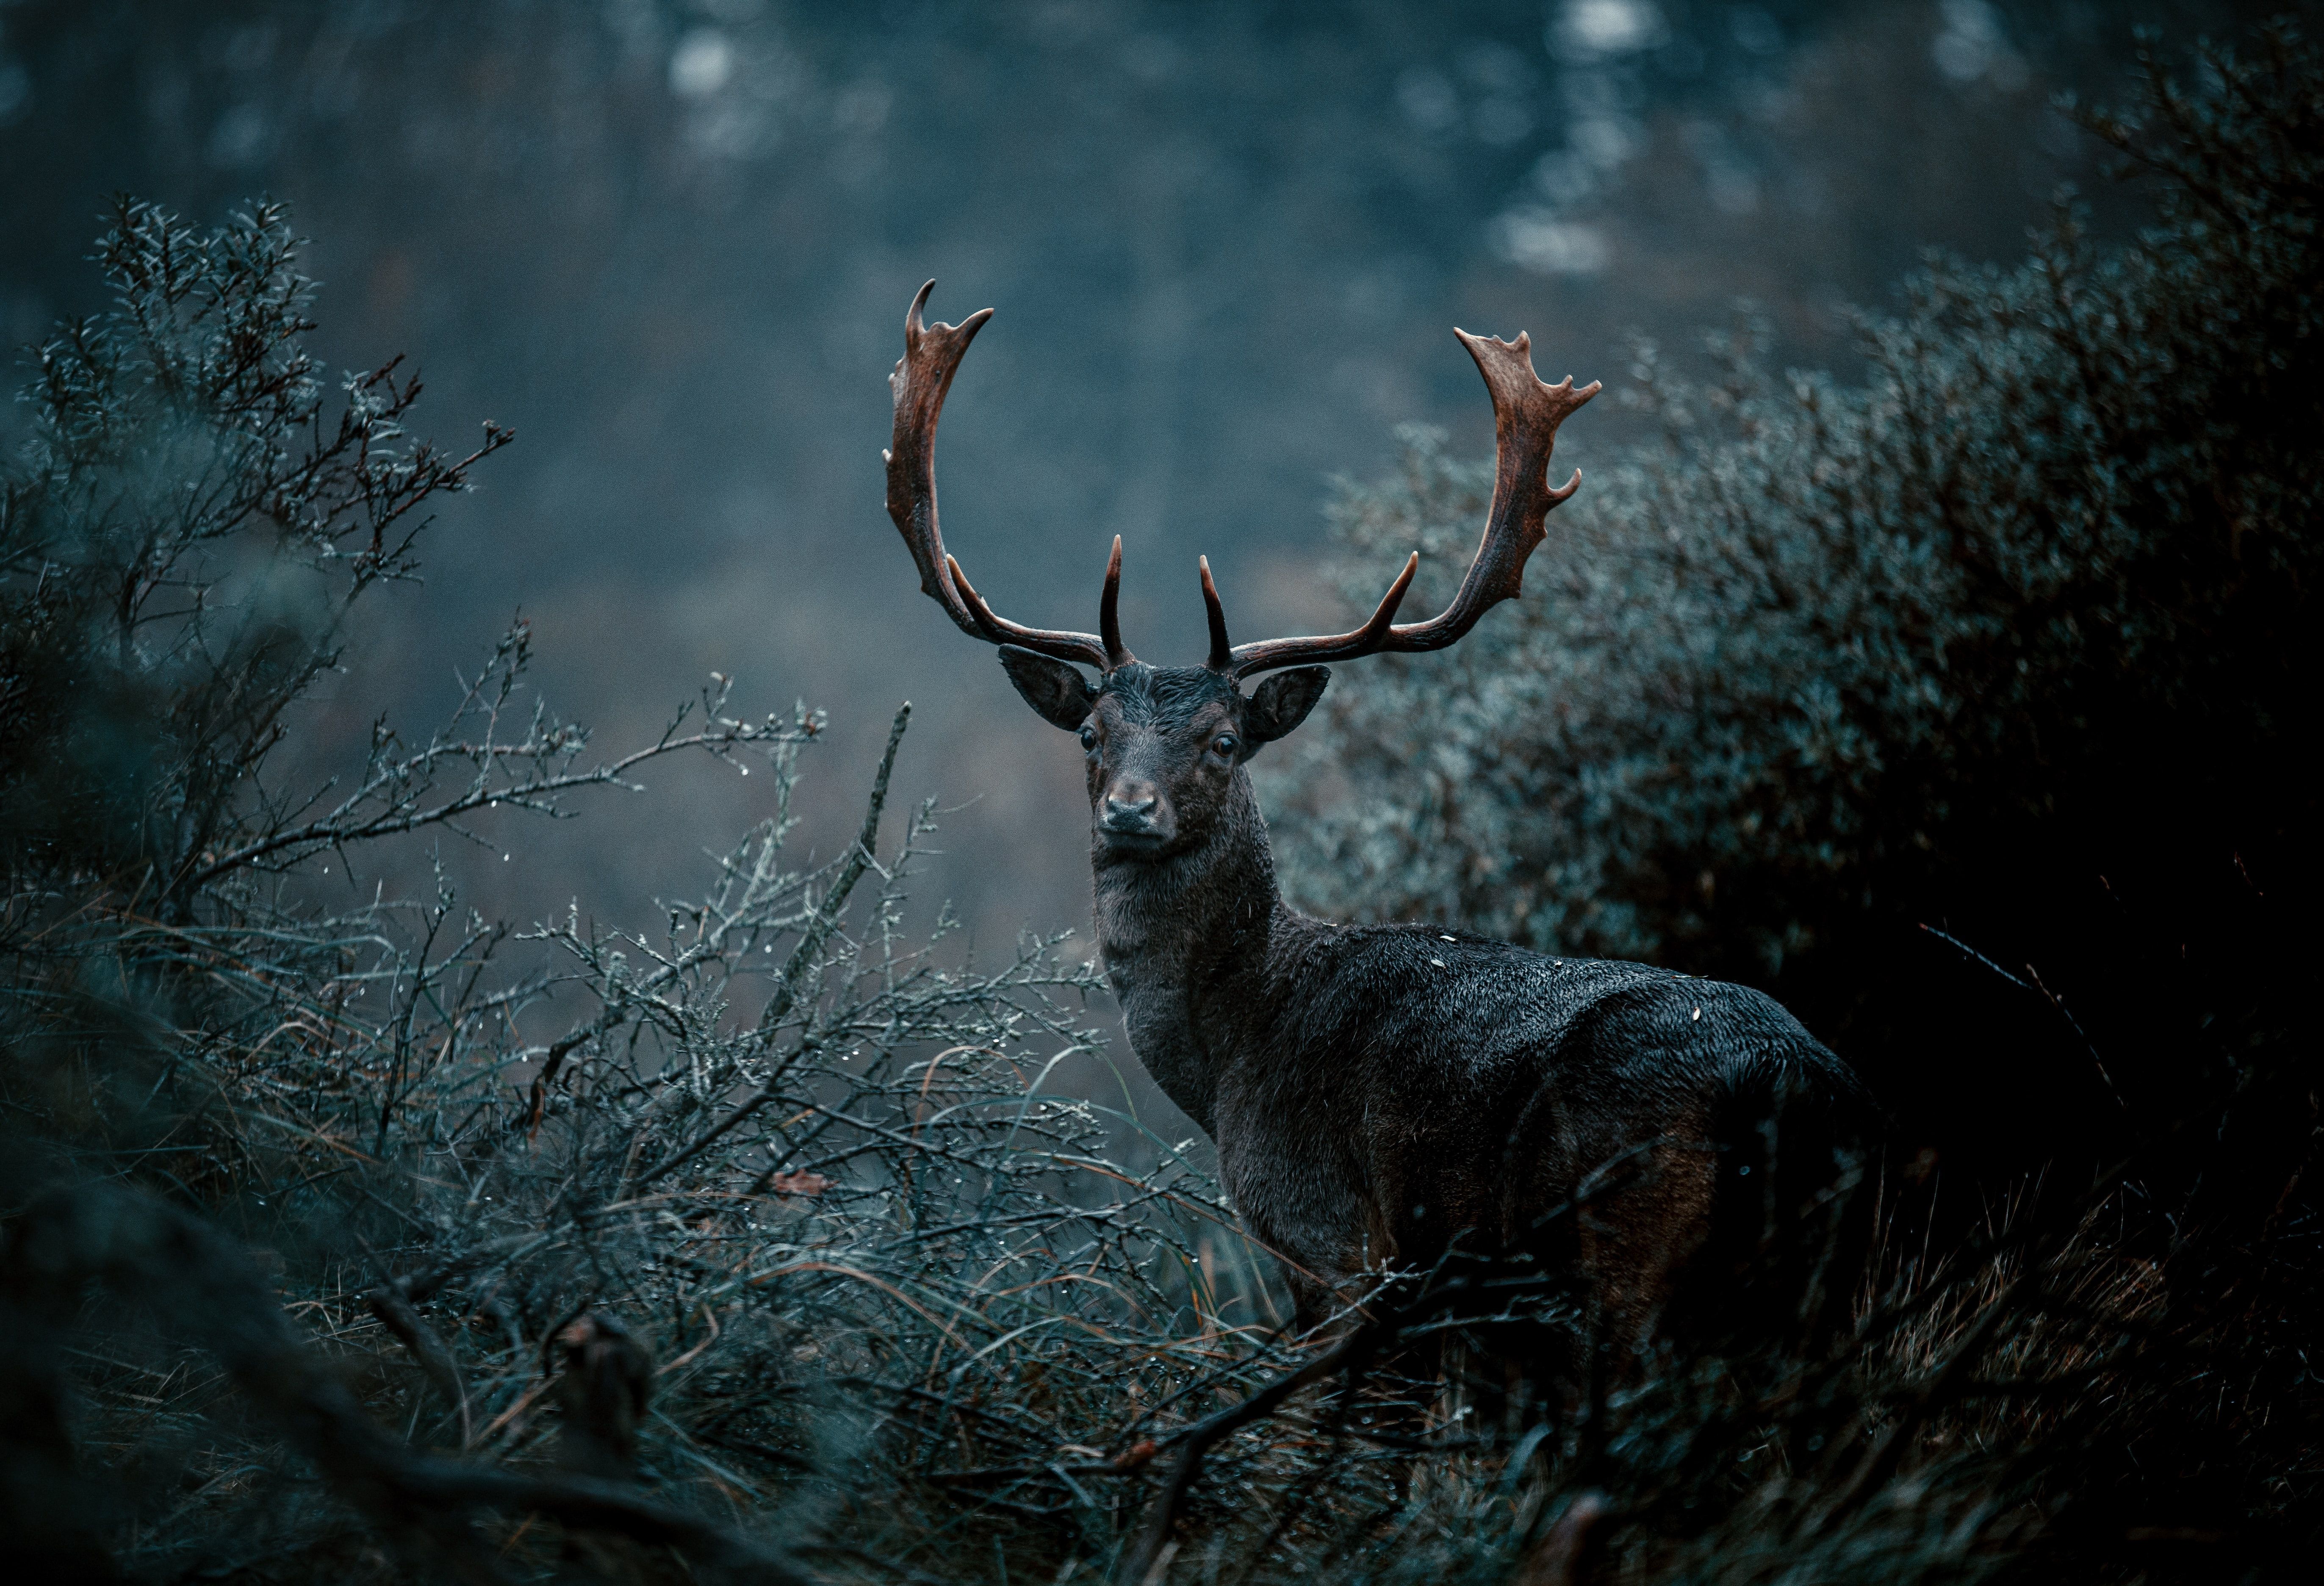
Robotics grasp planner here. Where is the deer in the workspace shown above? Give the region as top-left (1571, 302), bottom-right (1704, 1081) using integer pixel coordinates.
top-left (878, 283), bottom-right (1871, 1359)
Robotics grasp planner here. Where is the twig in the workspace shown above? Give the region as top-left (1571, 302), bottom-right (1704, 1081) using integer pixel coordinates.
top-left (633, 703), bottom-right (911, 1190)
top-left (368, 1276), bottom-right (471, 1445)
top-left (3, 1185), bottom-right (817, 1585)
top-left (1113, 1322), bottom-right (1388, 1586)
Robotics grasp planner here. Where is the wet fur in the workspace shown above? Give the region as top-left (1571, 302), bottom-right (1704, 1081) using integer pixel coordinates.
top-left (1004, 651), bottom-right (1869, 1342)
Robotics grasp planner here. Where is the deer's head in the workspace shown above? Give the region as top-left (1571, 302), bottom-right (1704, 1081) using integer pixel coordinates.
top-left (996, 655), bottom-right (1328, 860)
top-left (880, 282), bottom-right (1598, 864)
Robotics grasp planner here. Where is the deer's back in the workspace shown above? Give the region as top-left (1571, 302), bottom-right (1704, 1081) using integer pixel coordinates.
top-left (1209, 918), bottom-right (1865, 1313)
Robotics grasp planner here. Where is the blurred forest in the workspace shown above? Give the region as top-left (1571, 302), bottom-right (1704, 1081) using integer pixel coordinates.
top-left (0, 0), bottom-right (2290, 970)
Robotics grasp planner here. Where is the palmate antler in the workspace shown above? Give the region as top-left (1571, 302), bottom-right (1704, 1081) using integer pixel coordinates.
top-left (884, 282), bottom-right (1132, 671)
top-left (1206, 330), bottom-right (1600, 677)
top-left (883, 282), bottom-right (1598, 678)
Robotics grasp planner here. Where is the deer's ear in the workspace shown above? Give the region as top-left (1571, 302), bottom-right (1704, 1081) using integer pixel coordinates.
top-left (1243, 666), bottom-right (1330, 746)
top-left (998, 645), bottom-right (1096, 730)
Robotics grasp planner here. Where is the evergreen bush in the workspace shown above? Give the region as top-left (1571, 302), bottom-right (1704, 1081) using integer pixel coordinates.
top-left (1263, 25), bottom-right (2323, 1167)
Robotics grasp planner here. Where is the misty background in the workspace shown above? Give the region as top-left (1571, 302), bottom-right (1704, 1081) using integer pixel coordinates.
top-left (0, 0), bottom-right (2273, 999)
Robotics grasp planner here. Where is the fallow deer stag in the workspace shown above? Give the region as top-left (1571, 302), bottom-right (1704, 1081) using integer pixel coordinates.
top-left (879, 282), bottom-right (1869, 1349)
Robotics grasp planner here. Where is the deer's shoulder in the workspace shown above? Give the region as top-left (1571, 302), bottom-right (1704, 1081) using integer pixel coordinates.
top-left (1274, 919), bottom-right (1653, 1042)
top-left (1278, 919), bottom-right (1832, 1078)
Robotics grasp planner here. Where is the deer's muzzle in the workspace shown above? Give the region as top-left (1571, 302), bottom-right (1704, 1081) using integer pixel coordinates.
top-left (1100, 782), bottom-right (1172, 851)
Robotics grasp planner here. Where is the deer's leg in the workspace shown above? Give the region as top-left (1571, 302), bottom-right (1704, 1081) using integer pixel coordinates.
top-left (1278, 1260), bottom-right (1341, 1335)
top-left (1220, 1130), bottom-right (1381, 1337)
top-left (1573, 1136), bottom-right (1719, 1363)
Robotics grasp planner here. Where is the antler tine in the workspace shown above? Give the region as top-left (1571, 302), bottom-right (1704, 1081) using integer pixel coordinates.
top-left (1102, 536), bottom-right (1134, 669)
top-left (1210, 552), bottom-right (1418, 677)
top-left (884, 281), bottom-right (1114, 672)
top-left (1227, 328), bottom-right (1596, 679)
top-left (1199, 557), bottom-right (1233, 671)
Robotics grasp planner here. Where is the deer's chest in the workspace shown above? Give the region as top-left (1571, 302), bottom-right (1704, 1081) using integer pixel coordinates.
top-left (1102, 949), bottom-right (1221, 1135)
top-left (1210, 1076), bottom-right (1385, 1281)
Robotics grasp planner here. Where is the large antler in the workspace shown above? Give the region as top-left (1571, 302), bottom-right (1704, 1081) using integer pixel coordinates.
top-left (1210, 330), bottom-right (1599, 679)
top-left (884, 281), bottom-right (1131, 671)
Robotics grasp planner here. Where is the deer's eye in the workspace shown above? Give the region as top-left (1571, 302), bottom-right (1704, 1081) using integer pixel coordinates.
top-left (1211, 733), bottom-right (1239, 758)
top-left (1078, 726), bottom-right (1098, 752)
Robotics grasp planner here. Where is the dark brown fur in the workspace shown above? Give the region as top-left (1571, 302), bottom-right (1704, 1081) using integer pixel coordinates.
top-left (1000, 650), bottom-right (1869, 1343)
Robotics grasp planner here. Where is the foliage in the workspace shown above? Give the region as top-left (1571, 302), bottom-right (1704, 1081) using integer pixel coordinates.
top-left (1260, 22), bottom-right (2324, 1159)
top-left (0, 197), bottom-right (514, 912)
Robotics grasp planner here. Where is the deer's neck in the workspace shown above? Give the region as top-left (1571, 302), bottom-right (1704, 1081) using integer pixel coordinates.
top-left (1092, 774), bottom-right (1287, 1137)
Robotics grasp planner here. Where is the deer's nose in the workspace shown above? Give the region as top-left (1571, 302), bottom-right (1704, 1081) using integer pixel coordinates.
top-left (1102, 785), bottom-right (1161, 827)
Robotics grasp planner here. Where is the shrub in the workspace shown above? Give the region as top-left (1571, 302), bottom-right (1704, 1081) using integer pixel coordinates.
top-left (0, 199), bottom-right (510, 914)
top-left (1260, 25), bottom-right (2324, 1169)
top-left (0, 199), bottom-right (1266, 1580)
